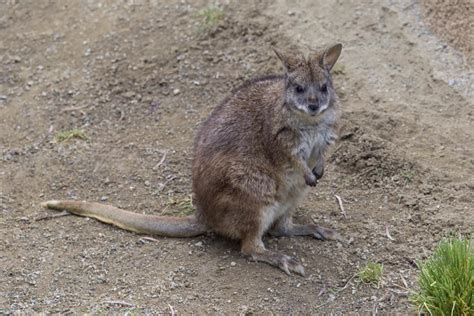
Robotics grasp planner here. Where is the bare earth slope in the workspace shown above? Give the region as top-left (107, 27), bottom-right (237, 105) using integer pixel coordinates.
top-left (1, 0), bottom-right (472, 314)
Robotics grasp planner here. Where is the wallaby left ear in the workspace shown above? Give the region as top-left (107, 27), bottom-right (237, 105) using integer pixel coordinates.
top-left (321, 43), bottom-right (342, 71)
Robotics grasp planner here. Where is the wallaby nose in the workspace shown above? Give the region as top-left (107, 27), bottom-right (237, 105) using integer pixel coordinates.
top-left (308, 103), bottom-right (319, 112)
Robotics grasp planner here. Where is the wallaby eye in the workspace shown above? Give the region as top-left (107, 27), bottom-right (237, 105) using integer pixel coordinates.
top-left (321, 83), bottom-right (328, 93)
top-left (295, 85), bottom-right (305, 93)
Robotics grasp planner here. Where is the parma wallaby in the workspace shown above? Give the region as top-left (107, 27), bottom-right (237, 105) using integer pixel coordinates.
top-left (43, 43), bottom-right (343, 276)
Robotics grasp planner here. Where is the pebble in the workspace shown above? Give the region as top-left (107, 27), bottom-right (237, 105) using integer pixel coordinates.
top-left (194, 241), bottom-right (203, 247)
top-left (230, 261), bottom-right (236, 266)
top-left (100, 196), bottom-right (108, 202)
top-left (173, 88), bottom-right (180, 95)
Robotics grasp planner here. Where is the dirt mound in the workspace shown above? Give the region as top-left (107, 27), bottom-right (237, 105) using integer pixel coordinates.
top-left (331, 120), bottom-right (421, 189)
top-left (421, 0), bottom-right (474, 64)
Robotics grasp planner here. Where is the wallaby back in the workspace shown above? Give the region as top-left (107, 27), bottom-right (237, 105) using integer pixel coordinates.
top-left (42, 200), bottom-right (207, 237)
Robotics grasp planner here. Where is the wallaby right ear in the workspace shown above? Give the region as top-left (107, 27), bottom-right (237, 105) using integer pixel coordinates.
top-left (320, 43), bottom-right (342, 71)
top-left (272, 47), bottom-right (304, 73)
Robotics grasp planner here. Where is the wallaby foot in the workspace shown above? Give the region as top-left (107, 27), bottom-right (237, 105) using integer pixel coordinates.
top-left (270, 216), bottom-right (342, 242)
top-left (304, 171), bottom-right (317, 187)
top-left (241, 237), bottom-right (305, 276)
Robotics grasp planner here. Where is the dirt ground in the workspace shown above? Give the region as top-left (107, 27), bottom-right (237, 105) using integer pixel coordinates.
top-left (1, 0), bottom-right (473, 314)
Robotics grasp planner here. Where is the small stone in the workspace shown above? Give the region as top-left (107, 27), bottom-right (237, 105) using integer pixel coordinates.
top-left (194, 241), bottom-right (203, 247)
top-left (173, 88), bottom-right (180, 95)
top-left (230, 261), bottom-right (236, 267)
top-left (144, 180), bottom-right (151, 187)
top-left (100, 196), bottom-right (108, 202)
top-left (123, 91), bottom-right (135, 98)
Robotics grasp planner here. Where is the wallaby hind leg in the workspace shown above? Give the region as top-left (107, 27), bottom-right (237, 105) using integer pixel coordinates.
top-left (269, 215), bottom-right (342, 242)
top-left (241, 234), bottom-right (305, 276)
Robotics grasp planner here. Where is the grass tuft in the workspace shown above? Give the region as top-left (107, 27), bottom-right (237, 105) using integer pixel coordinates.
top-left (162, 195), bottom-right (194, 216)
top-left (55, 129), bottom-right (87, 142)
top-left (358, 262), bottom-right (383, 287)
top-left (197, 5), bottom-right (224, 28)
top-left (332, 63), bottom-right (346, 75)
top-left (412, 236), bottom-right (474, 316)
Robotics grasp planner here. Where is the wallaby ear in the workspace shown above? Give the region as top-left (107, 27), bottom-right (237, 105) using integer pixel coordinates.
top-left (272, 47), bottom-right (304, 73)
top-left (320, 43), bottom-right (342, 71)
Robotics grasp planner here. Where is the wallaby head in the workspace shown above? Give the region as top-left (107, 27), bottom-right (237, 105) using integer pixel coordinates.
top-left (273, 43), bottom-right (342, 118)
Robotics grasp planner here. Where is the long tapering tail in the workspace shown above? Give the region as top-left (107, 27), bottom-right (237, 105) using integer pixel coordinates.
top-left (41, 200), bottom-right (207, 237)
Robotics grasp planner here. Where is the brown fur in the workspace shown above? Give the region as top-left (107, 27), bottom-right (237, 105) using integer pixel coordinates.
top-left (43, 44), bottom-right (343, 276)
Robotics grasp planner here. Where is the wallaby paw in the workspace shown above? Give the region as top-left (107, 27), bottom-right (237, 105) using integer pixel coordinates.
top-left (277, 254), bottom-right (306, 276)
top-left (312, 225), bottom-right (344, 243)
top-left (304, 172), bottom-right (317, 187)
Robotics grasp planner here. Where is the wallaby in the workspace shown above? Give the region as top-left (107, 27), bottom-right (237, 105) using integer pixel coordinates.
top-left (43, 43), bottom-right (343, 276)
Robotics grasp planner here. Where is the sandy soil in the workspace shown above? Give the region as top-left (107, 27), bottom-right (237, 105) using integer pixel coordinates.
top-left (1, 0), bottom-right (473, 314)
top-left (421, 0), bottom-right (474, 64)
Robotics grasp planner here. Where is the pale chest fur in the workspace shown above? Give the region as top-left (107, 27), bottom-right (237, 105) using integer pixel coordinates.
top-left (302, 125), bottom-right (337, 167)
top-left (261, 125), bottom-right (337, 233)
top-left (280, 123), bottom-right (337, 199)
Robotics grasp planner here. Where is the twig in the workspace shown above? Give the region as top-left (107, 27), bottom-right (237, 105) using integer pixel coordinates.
top-left (317, 286), bottom-right (326, 296)
top-left (35, 211), bottom-right (71, 221)
top-left (103, 300), bottom-right (134, 307)
top-left (153, 151), bottom-right (168, 170)
top-left (118, 109), bottom-right (125, 121)
top-left (356, 167), bottom-right (376, 178)
top-left (385, 224), bottom-right (395, 241)
top-left (399, 274), bottom-right (408, 289)
top-left (332, 273), bottom-right (357, 295)
top-left (168, 304), bottom-right (176, 316)
top-left (387, 288), bottom-right (410, 296)
top-left (140, 236), bottom-right (160, 243)
top-left (158, 175), bottom-right (177, 193)
top-left (334, 194), bottom-right (347, 218)
top-left (372, 302), bottom-right (378, 316)
top-left (316, 273), bottom-right (357, 309)
top-left (61, 104), bottom-right (89, 112)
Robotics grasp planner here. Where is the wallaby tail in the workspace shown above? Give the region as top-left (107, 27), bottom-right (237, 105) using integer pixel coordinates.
top-left (41, 200), bottom-right (207, 237)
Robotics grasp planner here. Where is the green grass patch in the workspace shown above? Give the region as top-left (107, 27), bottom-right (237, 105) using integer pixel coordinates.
top-left (162, 195), bottom-right (194, 216)
top-left (55, 129), bottom-right (87, 142)
top-left (400, 169), bottom-right (416, 184)
top-left (412, 236), bottom-right (474, 316)
top-left (332, 63), bottom-right (346, 75)
top-left (196, 5), bottom-right (224, 28)
top-left (358, 262), bottom-right (383, 287)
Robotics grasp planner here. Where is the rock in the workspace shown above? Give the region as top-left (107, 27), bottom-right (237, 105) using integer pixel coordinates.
top-left (173, 88), bottom-right (180, 95)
